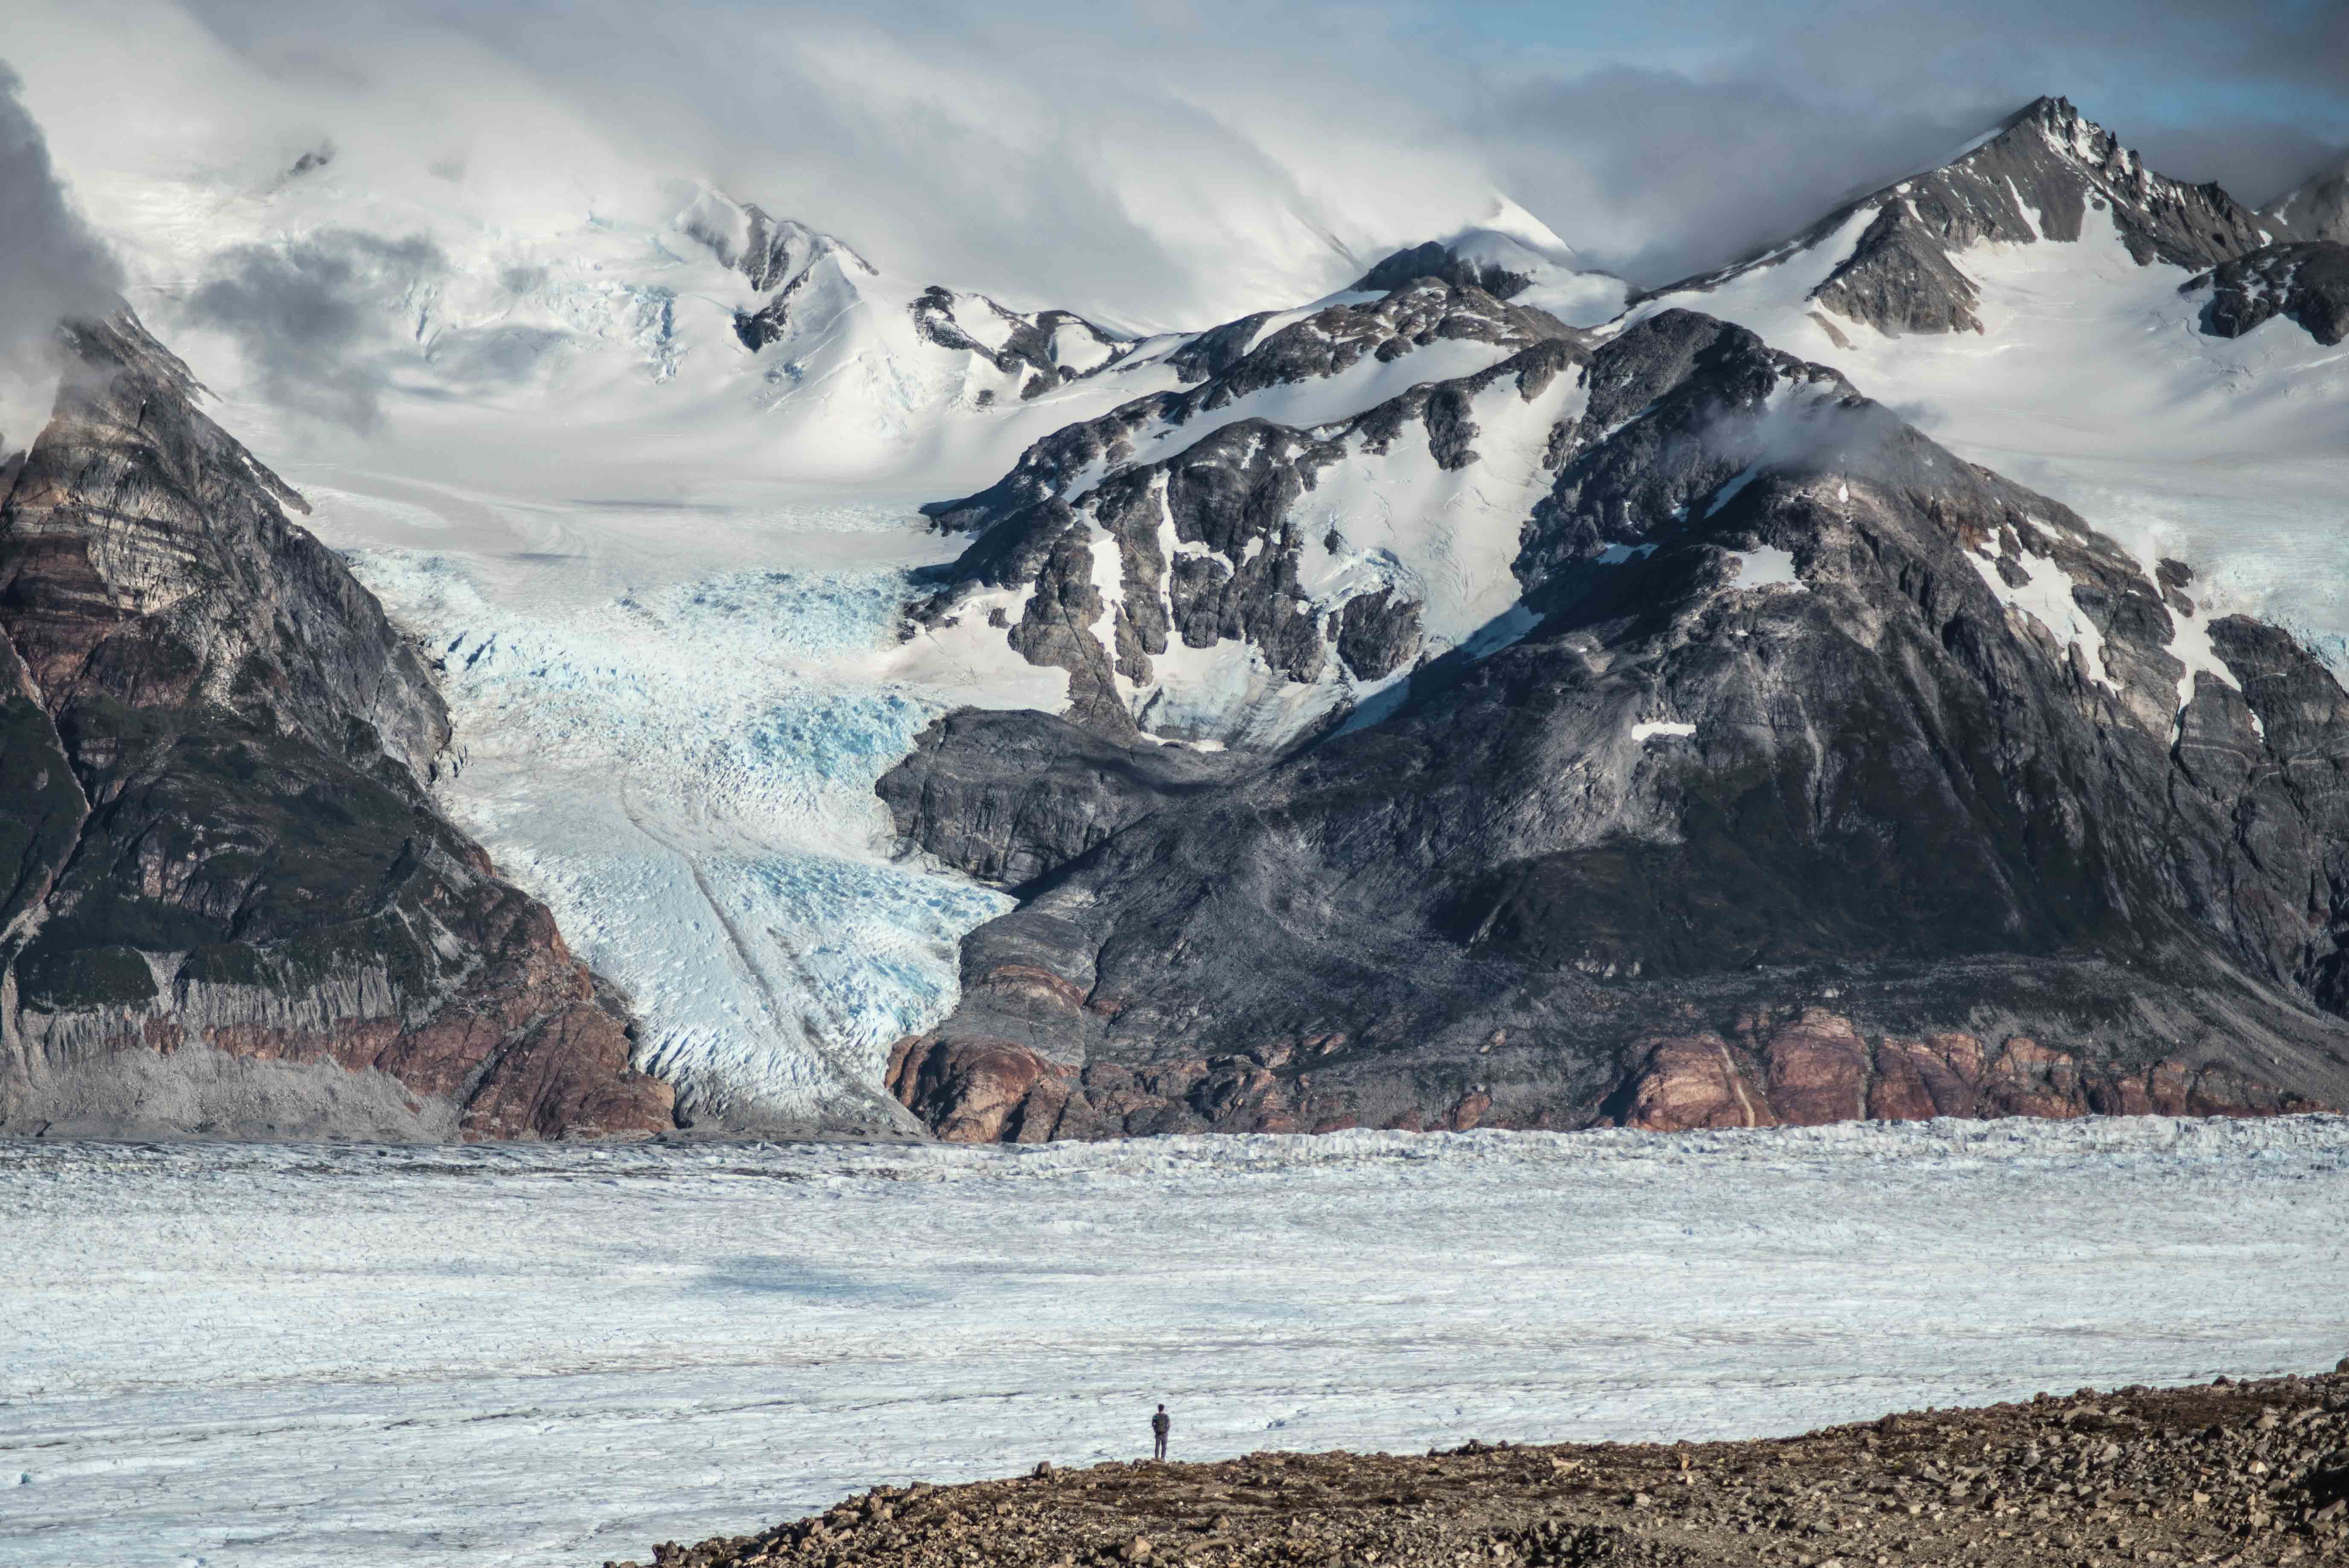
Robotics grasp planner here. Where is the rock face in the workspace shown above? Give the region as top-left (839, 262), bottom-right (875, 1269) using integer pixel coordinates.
top-left (877, 709), bottom-right (1261, 889)
top-left (1653, 97), bottom-right (2266, 336)
top-left (878, 308), bottom-right (2349, 1140)
top-left (0, 313), bottom-right (673, 1140)
top-left (1611, 1010), bottom-right (2320, 1131)
top-left (1354, 240), bottom-right (1538, 300)
top-left (2185, 242), bottom-right (2349, 346)
top-left (915, 281), bottom-right (1587, 744)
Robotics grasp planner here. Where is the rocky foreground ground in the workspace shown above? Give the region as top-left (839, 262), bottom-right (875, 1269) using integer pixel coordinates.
top-left (615, 1368), bottom-right (2349, 1568)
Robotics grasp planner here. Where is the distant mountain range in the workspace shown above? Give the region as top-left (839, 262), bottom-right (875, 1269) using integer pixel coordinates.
top-left (6, 94), bottom-right (2349, 1140)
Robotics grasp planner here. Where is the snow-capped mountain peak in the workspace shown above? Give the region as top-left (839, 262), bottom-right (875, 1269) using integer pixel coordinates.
top-left (1641, 94), bottom-right (2266, 339)
top-left (676, 188), bottom-right (875, 293)
top-left (1350, 200), bottom-right (1630, 328)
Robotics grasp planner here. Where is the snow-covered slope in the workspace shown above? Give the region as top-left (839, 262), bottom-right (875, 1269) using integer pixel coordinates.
top-left (1624, 98), bottom-right (2349, 661)
top-left (910, 280), bottom-right (1590, 746)
top-left (1351, 199), bottom-right (1631, 327)
top-left (63, 135), bottom-right (1181, 504)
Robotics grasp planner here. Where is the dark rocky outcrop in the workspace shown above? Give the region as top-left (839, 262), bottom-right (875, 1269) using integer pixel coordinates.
top-left (1353, 239), bottom-right (1535, 300)
top-left (877, 709), bottom-right (1261, 890)
top-left (878, 309), bottom-right (2349, 1140)
top-left (921, 279), bottom-right (1582, 536)
top-left (1653, 97), bottom-right (2267, 336)
top-left (2184, 241), bottom-right (2349, 347)
top-left (0, 313), bottom-right (673, 1140)
top-left (908, 289), bottom-right (1127, 393)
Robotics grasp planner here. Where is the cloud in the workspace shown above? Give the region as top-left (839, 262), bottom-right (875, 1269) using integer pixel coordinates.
top-left (182, 231), bottom-right (445, 431)
top-left (9, 0), bottom-right (2348, 329)
top-left (0, 58), bottom-right (121, 453)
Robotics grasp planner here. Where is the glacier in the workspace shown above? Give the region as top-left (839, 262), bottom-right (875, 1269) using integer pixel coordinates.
top-left (306, 477), bottom-right (1052, 1130)
top-left (4, 1116), bottom-right (2346, 1568)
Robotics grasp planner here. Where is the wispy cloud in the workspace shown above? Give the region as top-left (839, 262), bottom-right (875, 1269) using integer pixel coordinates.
top-left (0, 59), bottom-right (121, 452)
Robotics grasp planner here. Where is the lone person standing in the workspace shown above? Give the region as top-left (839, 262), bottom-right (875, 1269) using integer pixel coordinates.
top-left (1150, 1403), bottom-right (1170, 1461)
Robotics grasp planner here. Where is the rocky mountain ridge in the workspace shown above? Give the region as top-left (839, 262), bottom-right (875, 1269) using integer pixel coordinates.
top-left (680, 190), bottom-right (1137, 399)
top-left (913, 280), bottom-right (1590, 744)
top-left (878, 306), bottom-right (2349, 1140)
top-left (1643, 96), bottom-right (2267, 337)
top-left (0, 312), bottom-right (673, 1140)
top-left (2183, 240), bottom-right (2349, 346)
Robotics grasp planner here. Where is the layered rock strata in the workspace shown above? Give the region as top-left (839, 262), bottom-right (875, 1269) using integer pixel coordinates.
top-left (0, 313), bottom-right (671, 1140)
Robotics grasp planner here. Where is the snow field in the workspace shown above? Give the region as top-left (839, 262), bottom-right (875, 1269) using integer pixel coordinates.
top-left (3, 1116), bottom-right (2346, 1568)
top-left (1637, 202), bottom-right (2349, 663)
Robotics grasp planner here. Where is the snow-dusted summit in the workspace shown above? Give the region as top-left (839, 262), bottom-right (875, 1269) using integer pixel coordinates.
top-left (1350, 200), bottom-right (1631, 328)
top-left (1642, 96), bottom-right (2264, 338)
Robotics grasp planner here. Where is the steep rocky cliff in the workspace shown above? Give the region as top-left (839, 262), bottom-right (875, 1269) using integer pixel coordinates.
top-left (879, 309), bottom-right (2349, 1140)
top-left (0, 313), bottom-right (672, 1140)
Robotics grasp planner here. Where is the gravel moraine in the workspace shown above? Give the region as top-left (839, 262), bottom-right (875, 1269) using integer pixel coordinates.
top-left (616, 1368), bottom-right (2349, 1568)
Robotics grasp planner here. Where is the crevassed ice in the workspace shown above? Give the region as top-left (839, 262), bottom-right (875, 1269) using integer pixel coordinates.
top-left (342, 538), bottom-right (1013, 1131)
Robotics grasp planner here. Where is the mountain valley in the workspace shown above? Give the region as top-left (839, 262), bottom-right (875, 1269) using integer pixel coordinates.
top-left (6, 90), bottom-right (2349, 1142)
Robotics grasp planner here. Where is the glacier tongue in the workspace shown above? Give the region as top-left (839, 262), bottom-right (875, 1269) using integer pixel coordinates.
top-left (311, 478), bottom-right (1022, 1131)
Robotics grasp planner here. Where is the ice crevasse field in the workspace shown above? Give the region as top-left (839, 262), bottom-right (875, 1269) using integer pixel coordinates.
top-left (3, 1118), bottom-right (2347, 1568)
top-left (307, 475), bottom-right (1064, 1132)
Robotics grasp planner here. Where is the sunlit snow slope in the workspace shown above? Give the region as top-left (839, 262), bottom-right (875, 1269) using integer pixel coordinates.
top-left (1631, 119), bottom-right (2349, 658)
top-left (6, 1119), bottom-right (2346, 1568)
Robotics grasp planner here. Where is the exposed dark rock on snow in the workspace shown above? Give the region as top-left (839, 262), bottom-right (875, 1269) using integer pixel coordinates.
top-left (2185, 241), bottom-right (2349, 347)
top-left (691, 192), bottom-right (1129, 385)
top-left (1651, 97), bottom-right (2266, 336)
top-left (922, 279), bottom-right (1581, 536)
top-left (908, 288), bottom-right (1127, 396)
top-left (913, 283), bottom-right (1584, 741)
top-left (878, 309), bottom-right (2349, 1140)
top-left (0, 313), bottom-right (673, 1141)
top-left (1354, 240), bottom-right (1536, 300)
top-left (686, 203), bottom-right (859, 294)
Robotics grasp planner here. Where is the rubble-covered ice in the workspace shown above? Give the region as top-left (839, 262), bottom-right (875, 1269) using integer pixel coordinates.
top-left (4, 1116), bottom-right (2346, 1568)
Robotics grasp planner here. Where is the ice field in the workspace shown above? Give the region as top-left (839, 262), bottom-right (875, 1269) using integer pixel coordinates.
top-left (298, 476), bottom-right (1059, 1132)
top-left (4, 1117), bottom-right (2347, 1568)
